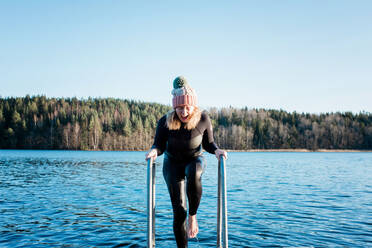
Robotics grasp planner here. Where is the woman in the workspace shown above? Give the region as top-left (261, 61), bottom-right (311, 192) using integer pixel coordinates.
top-left (145, 76), bottom-right (227, 247)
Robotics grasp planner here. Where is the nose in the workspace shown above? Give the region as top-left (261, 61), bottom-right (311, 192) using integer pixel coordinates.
top-left (181, 107), bottom-right (187, 116)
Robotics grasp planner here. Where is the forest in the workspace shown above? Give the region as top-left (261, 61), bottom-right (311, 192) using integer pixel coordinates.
top-left (1, 95), bottom-right (371, 151)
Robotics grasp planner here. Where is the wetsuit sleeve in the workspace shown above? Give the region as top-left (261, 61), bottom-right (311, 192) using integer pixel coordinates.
top-left (151, 115), bottom-right (168, 156)
top-left (202, 113), bottom-right (218, 154)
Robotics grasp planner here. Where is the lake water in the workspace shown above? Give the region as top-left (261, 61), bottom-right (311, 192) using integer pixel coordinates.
top-left (0, 150), bottom-right (371, 247)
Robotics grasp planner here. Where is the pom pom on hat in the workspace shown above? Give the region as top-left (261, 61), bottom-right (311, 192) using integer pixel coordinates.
top-left (173, 76), bottom-right (188, 89)
top-left (171, 76), bottom-right (197, 108)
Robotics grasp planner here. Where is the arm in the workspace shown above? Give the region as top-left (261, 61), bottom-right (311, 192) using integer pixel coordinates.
top-left (150, 115), bottom-right (168, 156)
top-left (201, 112), bottom-right (228, 160)
top-left (146, 116), bottom-right (168, 161)
top-left (201, 113), bottom-right (218, 154)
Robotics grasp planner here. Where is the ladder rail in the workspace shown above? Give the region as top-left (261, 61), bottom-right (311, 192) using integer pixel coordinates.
top-left (217, 155), bottom-right (228, 248)
top-left (147, 158), bottom-right (155, 248)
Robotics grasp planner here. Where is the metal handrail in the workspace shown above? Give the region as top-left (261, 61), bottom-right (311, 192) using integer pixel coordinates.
top-left (147, 158), bottom-right (155, 247)
top-left (217, 155), bottom-right (228, 248)
top-left (147, 155), bottom-right (228, 247)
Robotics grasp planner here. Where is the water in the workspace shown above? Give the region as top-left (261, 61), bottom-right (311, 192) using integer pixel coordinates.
top-left (0, 150), bottom-right (371, 247)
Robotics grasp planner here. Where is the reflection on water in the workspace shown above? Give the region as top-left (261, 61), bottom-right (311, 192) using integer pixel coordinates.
top-left (1, 150), bottom-right (372, 247)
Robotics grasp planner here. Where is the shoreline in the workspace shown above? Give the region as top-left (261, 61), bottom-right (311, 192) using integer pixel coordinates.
top-left (225, 149), bottom-right (372, 152)
top-left (1, 148), bottom-right (372, 153)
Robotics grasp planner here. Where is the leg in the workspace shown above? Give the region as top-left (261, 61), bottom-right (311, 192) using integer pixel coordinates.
top-left (185, 157), bottom-right (203, 216)
top-left (185, 157), bottom-right (203, 238)
top-left (163, 156), bottom-right (188, 247)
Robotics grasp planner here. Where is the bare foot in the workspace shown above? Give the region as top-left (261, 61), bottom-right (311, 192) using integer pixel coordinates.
top-left (188, 214), bottom-right (199, 238)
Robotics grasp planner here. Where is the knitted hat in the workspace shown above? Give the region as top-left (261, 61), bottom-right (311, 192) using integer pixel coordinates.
top-left (171, 76), bottom-right (197, 108)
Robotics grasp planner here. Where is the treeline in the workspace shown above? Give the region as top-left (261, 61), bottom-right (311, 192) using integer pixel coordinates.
top-left (209, 107), bottom-right (372, 150)
top-left (0, 95), bottom-right (170, 150)
top-left (0, 96), bottom-right (371, 150)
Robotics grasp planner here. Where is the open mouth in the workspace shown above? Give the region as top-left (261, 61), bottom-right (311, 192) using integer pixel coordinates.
top-left (180, 115), bottom-right (189, 122)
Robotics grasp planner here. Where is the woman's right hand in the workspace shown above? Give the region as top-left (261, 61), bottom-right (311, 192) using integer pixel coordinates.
top-left (145, 148), bottom-right (158, 161)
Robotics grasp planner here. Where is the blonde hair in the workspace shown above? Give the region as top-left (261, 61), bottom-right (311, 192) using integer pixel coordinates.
top-left (166, 107), bottom-right (202, 130)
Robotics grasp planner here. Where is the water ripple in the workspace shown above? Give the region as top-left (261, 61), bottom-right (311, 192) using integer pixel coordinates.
top-left (0, 150), bottom-right (371, 247)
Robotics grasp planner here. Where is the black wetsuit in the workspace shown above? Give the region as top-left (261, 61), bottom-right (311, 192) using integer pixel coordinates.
top-left (151, 111), bottom-right (218, 247)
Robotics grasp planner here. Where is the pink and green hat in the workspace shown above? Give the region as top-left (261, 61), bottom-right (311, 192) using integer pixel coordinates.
top-left (171, 76), bottom-right (198, 108)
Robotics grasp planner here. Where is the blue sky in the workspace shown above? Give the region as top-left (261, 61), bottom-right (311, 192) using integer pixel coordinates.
top-left (1, 1), bottom-right (371, 113)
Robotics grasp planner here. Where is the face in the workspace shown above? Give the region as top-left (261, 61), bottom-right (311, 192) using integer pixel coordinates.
top-left (175, 105), bottom-right (195, 123)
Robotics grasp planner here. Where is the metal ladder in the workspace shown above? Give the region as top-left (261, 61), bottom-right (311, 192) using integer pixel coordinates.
top-left (147, 156), bottom-right (228, 247)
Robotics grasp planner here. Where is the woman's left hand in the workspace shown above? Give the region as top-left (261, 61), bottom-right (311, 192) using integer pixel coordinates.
top-left (215, 149), bottom-right (227, 160)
